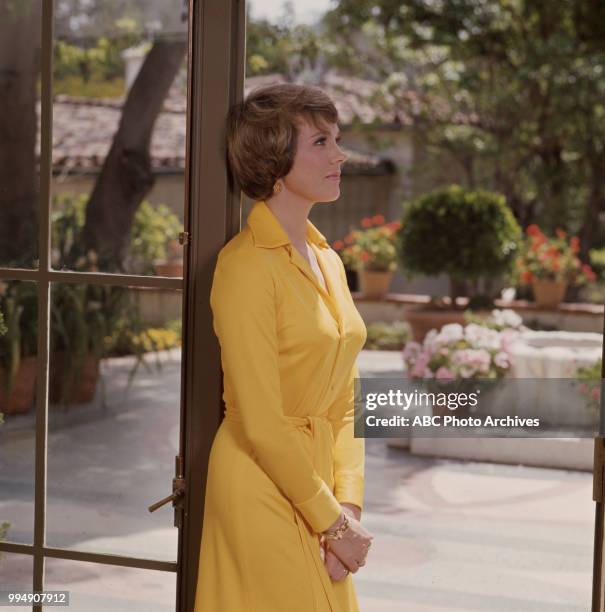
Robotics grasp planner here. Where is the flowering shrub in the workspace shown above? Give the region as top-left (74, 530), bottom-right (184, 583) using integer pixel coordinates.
top-left (402, 323), bottom-right (516, 380)
top-left (464, 308), bottom-right (525, 332)
top-left (333, 215), bottom-right (401, 272)
top-left (514, 225), bottom-right (596, 286)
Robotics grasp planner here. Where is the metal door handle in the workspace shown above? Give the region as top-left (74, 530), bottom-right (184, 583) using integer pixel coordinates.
top-left (148, 487), bottom-right (184, 513)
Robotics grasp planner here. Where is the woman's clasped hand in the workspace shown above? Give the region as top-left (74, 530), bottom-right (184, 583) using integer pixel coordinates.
top-left (321, 506), bottom-right (374, 582)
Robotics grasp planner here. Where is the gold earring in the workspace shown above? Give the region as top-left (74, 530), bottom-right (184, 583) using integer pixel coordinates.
top-left (273, 181), bottom-right (283, 195)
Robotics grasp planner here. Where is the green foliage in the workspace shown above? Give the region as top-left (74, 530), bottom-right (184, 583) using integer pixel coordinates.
top-left (321, 1), bottom-right (605, 249)
top-left (0, 283), bottom-right (37, 399)
top-left (245, 7), bottom-right (333, 79)
top-left (51, 193), bottom-right (182, 275)
top-left (334, 216), bottom-right (401, 272)
top-left (364, 321), bottom-right (411, 351)
top-left (108, 320), bottom-right (181, 357)
top-left (589, 248), bottom-right (605, 281)
top-left (576, 358), bottom-right (602, 413)
top-left (1, 193), bottom-right (183, 407)
top-left (129, 201), bottom-right (183, 274)
top-left (53, 75), bottom-right (126, 98)
top-left (0, 308), bottom-right (6, 337)
top-left (397, 185), bottom-right (521, 284)
top-left (53, 33), bottom-right (148, 98)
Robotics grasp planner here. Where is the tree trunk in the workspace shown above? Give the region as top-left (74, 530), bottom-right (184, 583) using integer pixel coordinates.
top-left (0, 4), bottom-right (41, 267)
top-left (69, 39), bottom-right (187, 272)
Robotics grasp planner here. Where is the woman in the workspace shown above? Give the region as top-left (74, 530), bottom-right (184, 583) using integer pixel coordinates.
top-left (195, 82), bottom-right (374, 612)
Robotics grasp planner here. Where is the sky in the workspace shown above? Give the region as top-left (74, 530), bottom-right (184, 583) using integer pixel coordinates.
top-left (248, 0), bottom-right (334, 25)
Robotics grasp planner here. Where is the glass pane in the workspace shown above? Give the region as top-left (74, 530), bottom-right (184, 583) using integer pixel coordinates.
top-left (51, 2), bottom-right (188, 275)
top-left (44, 558), bottom-right (175, 611)
top-left (46, 282), bottom-right (181, 560)
top-left (0, 280), bottom-right (38, 545)
top-left (0, 551), bottom-right (33, 591)
top-left (0, 2), bottom-right (41, 269)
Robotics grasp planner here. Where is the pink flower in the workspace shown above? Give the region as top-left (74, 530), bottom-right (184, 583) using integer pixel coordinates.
top-left (591, 387), bottom-right (601, 401)
top-left (494, 351), bottom-right (510, 369)
top-left (411, 351), bottom-right (430, 378)
top-left (403, 341), bottom-right (422, 362)
top-left (436, 367), bottom-right (455, 380)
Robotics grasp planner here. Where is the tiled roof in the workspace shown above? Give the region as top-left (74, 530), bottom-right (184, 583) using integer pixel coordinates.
top-left (46, 72), bottom-right (402, 174)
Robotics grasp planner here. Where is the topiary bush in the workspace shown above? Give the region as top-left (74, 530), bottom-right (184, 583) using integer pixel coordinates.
top-left (396, 185), bottom-right (521, 303)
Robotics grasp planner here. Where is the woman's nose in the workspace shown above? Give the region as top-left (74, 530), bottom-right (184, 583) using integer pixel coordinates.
top-left (334, 144), bottom-right (347, 164)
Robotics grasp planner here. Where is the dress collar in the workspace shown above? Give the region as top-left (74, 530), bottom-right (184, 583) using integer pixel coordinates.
top-left (247, 200), bottom-right (329, 249)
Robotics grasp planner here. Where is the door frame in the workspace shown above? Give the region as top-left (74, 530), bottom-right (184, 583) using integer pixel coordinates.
top-left (178, 0), bottom-right (246, 609)
top-left (0, 0), bottom-right (246, 610)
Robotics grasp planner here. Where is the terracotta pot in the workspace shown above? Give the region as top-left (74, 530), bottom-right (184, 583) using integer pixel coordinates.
top-left (0, 355), bottom-right (37, 415)
top-left (531, 279), bottom-right (568, 308)
top-left (154, 260), bottom-right (183, 277)
top-left (404, 307), bottom-right (467, 343)
top-left (358, 269), bottom-right (394, 299)
top-left (49, 351), bottom-right (100, 405)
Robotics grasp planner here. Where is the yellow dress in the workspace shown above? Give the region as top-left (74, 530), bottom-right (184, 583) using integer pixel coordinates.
top-left (194, 200), bottom-right (367, 612)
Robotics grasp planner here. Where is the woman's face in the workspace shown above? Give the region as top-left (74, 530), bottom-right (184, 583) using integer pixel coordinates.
top-left (282, 118), bottom-right (347, 204)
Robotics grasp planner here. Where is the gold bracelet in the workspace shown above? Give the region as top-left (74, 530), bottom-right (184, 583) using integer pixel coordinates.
top-left (323, 515), bottom-right (350, 540)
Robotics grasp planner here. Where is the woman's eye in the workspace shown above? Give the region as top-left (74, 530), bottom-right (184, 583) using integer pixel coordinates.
top-left (316, 137), bottom-right (342, 145)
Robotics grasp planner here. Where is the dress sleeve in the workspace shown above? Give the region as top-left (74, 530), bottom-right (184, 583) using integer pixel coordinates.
top-left (210, 250), bottom-right (343, 534)
top-left (329, 362), bottom-right (365, 511)
top-left (328, 253), bottom-right (365, 510)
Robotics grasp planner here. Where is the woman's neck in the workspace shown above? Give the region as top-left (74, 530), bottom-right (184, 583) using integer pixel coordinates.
top-left (265, 195), bottom-right (313, 249)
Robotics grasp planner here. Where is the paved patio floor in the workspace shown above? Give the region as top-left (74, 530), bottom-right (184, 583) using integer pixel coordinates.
top-left (0, 349), bottom-right (595, 611)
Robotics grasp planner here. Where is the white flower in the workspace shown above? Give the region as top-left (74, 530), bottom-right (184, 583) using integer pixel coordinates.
top-left (491, 309), bottom-right (522, 329)
top-left (464, 324), bottom-right (501, 351)
top-left (435, 323), bottom-right (463, 345)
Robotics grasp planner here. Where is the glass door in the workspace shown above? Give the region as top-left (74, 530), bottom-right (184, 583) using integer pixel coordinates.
top-left (0, 1), bottom-right (245, 610)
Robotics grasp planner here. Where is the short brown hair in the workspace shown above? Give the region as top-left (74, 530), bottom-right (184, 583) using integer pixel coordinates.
top-left (225, 82), bottom-right (339, 200)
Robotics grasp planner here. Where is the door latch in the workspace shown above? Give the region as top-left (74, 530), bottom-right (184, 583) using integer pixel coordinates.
top-left (148, 455), bottom-right (185, 528)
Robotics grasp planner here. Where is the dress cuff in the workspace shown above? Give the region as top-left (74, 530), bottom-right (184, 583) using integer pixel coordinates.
top-left (334, 474), bottom-right (364, 511)
top-left (294, 480), bottom-right (343, 533)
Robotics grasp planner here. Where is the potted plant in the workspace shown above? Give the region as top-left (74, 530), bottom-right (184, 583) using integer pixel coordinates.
top-left (0, 281), bottom-right (38, 415)
top-left (513, 225), bottom-right (596, 308)
top-left (49, 193), bottom-right (169, 407)
top-left (333, 214), bottom-right (401, 299)
top-left (396, 185), bottom-right (521, 341)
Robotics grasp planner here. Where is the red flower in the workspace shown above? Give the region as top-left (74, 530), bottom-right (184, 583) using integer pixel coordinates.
top-left (555, 228), bottom-right (567, 239)
top-left (344, 233), bottom-right (354, 245)
top-left (372, 214), bottom-right (385, 225)
top-left (582, 264), bottom-right (597, 282)
top-left (526, 224), bottom-right (542, 237)
top-left (332, 240), bottom-right (344, 250)
top-left (570, 236), bottom-right (580, 254)
top-left (360, 251), bottom-right (370, 262)
top-left (361, 217), bottom-right (372, 228)
top-left (546, 247), bottom-right (560, 259)
top-left (521, 270), bottom-right (533, 284)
